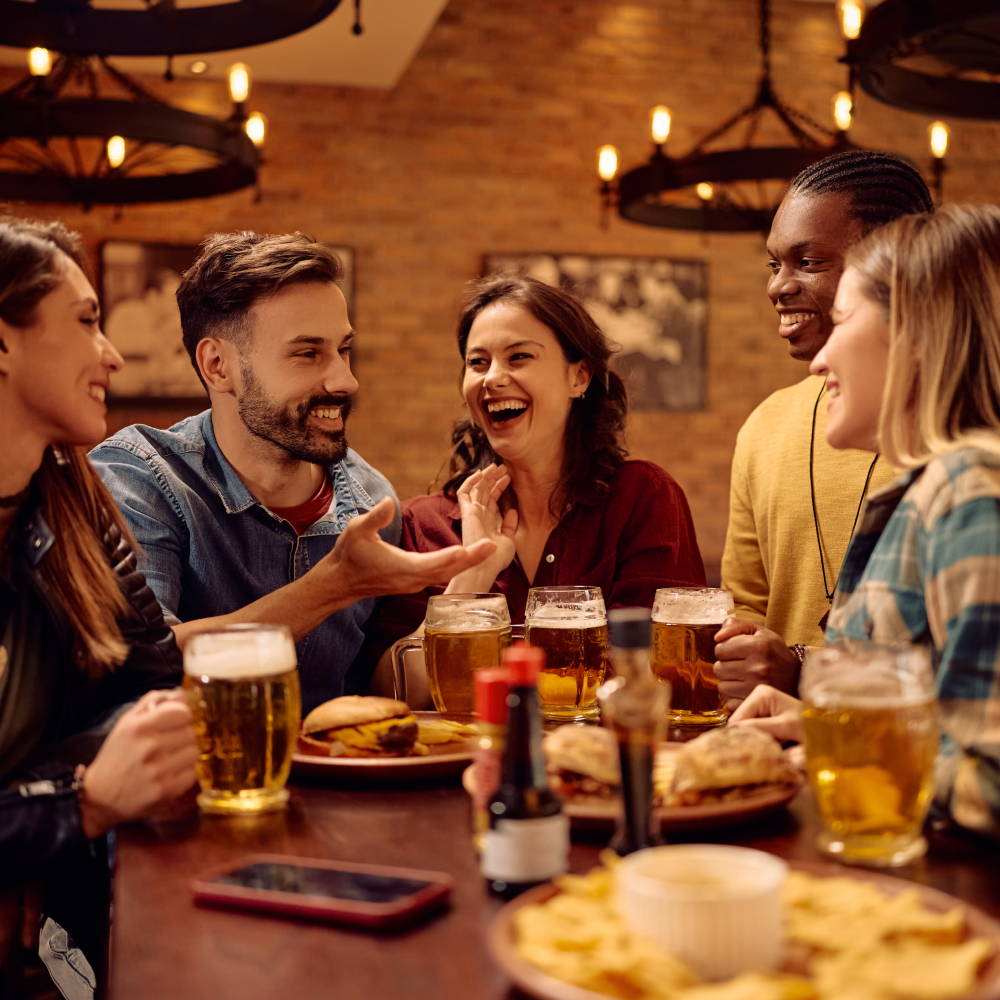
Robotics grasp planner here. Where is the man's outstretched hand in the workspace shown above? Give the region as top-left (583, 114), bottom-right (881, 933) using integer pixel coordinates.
top-left (322, 496), bottom-right (497, 601)
top-left (713, 616), bottom-right (801, 713)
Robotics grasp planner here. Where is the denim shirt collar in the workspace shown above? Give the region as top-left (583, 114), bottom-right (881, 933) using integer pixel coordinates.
top-left (199, 411), bottom-right (378, 535)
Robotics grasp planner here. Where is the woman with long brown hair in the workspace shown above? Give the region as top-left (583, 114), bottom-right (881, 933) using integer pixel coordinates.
top-left (729, 204), bottom-right (1000, 840)
top-left (368, 275), bottom-right (705, 700)
top-left (0, 217), bottom-right (198, 991)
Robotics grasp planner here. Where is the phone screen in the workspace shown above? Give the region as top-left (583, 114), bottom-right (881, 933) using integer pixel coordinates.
top-left (210, 862), bottom-right (433, 904)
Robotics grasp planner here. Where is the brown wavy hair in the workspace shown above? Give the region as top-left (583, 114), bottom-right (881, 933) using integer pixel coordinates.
top-left (442, 274), bottom-right (629, 514)
top-left (0, 217), bottom-right (132, 677)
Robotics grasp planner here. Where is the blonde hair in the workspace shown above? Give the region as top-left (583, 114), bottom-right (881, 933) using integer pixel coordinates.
top-left (1, 218), bottom-right (131, 677)
top-left (845, 204), bottom-right (1000, 469)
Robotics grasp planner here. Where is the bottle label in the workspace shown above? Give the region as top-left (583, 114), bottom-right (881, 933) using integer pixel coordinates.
top-left (481, 814), bottom-right (570, 882)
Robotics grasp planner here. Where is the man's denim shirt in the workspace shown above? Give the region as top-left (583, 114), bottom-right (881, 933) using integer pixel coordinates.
top-left (90, 410), bottom-right (400, 713)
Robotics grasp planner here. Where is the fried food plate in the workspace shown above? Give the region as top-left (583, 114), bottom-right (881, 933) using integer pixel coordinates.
top-left (488, 861), bottom-right (1000, 1000)
top-left (462, 742), bottom-right (803, 831)
top-left (292, 711), bottom-right (477, 780)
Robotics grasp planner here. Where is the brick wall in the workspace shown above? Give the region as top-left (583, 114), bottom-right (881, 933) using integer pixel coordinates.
top-left (6, 0), bottom-right (1000, 583)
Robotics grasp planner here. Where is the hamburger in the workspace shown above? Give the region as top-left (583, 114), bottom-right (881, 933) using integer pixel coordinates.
top-left (300, 696), bottom-right (428, 758)
top-left (661, 725), bottom-right (799, 806)
top-left (543, 724), bottom-right (621, 801)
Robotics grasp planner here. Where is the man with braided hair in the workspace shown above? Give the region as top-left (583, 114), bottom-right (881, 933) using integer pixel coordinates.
top-left (715, 151), bottom-right (934, 710)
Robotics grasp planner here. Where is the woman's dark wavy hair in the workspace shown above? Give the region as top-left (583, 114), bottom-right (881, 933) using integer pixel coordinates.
top-left (442, 274), bottom-right (629, 515)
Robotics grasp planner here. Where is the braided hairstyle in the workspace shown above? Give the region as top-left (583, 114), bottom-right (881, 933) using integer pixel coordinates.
top-left (788, 151), bottom-right (934, 234)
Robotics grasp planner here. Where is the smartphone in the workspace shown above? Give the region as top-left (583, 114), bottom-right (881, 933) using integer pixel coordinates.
top-left (191, 854), bottom-right (453, 929)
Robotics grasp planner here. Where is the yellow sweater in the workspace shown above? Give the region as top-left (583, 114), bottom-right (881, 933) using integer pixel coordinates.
top-left (720, 374), bottom-right (897, 648)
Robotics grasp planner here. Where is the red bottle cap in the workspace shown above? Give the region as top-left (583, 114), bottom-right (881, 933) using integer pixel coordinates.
top-left (474, 668), bottom-right (511, 724)
top-left (503, 642), bottom-right (545, 686)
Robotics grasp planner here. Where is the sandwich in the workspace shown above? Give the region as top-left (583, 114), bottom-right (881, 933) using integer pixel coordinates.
top-left (300, 695), bottom-right (428, 758)
top-left (659, 725), bottom-right (799, 806)
top-left (543, 724), bottom-right (621, 801)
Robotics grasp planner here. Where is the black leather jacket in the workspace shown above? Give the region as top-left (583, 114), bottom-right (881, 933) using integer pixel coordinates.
top-left (0, 494), bottom-right (182, 893)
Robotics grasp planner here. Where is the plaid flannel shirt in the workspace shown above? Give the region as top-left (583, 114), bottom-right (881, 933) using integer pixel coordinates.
top-left (826, 447), bottom-right (1000, 840)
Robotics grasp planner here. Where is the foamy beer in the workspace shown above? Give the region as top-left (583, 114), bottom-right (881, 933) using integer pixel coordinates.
top-left (651, 587), bottom-right (734, 726)
top-left (184, 624), bottom-right (301, 815)
top-left (525, 586), bottom-right (609, 721)
top-left (391, 594), bottom-right (511, 712)
top-left (801, 641), bottom-right (938, 867)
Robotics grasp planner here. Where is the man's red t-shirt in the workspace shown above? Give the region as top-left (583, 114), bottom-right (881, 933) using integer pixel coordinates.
top-left (269, 475), bottom-right (334, 535)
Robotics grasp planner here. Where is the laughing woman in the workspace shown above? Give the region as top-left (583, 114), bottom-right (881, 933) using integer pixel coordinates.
top-left (729, 204), bottom-right (1000, 840)
top-left (0, 218), bottom-right (198, 992)
top-left (364, 275), bottom-right (706, 699)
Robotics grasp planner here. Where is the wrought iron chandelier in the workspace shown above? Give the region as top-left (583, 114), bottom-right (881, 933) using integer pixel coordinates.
top-left (598, 0), bottom-right (857, 232)
top-left (0, 0), bottom-right (344, 207)
top-left (854, 0), bottom-right (1000, 122)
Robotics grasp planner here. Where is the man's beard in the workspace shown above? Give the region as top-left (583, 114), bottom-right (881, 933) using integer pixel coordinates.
top-left (237, 361), bottom-right (354, 466)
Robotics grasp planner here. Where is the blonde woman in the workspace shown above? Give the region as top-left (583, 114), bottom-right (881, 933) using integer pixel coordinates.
top-left (730, 204), bottom-right (1000, 840)
top-left (0, 218), bottom-right (198, 992)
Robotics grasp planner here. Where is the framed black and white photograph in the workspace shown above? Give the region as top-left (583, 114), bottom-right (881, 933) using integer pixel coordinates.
top-left (100, 240), bottom-right (356, 400)
top-left (483, 252), bottom-right (708, 411)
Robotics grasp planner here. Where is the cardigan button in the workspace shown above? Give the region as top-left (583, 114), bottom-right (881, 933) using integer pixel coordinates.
top-left (545, 553), bottom-right (555, 563)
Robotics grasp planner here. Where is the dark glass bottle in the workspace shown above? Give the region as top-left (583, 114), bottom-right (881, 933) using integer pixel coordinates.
top-left (481, 644), bottom-right (569, 898)
top-left (598, 609), bottom-right (668, 856)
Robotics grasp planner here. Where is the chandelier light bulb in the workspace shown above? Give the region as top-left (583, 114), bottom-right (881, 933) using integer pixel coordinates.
top-left (188, 60), bottom-right (209, 75)
top-left (598, 144), bottom-right (619, 182)
top-left (228, 62), bottom-right (251, 104)
top-left (650, 105), bottom-right (672, 145)
top-left (928, 121), bottom-right (950, 159)
top-left (696, 182), bottom-right (714, 201)
top-left (106, 136), bottom-right (126, 169)
top-left (245, 112), bottom-right (267, 147)
top-left (27, 47), bottom-right (52, 77)
top-left (832, 91), bottom-right (853, 132)
top-left (836, 0), bottom-right (865, 40)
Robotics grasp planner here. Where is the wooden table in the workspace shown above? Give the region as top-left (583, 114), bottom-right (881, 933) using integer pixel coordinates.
top-left (109, 773), bottom-right (1000, 1000)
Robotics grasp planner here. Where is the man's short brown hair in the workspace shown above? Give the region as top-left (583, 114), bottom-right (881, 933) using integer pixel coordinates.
top-left (177, 231), bottom-right (345, 387)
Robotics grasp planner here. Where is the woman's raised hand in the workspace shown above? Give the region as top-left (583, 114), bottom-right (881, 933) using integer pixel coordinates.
top-left (447, 464), bottom-right (518, 593)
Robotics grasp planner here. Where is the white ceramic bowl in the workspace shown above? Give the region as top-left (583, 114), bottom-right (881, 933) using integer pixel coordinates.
top-left (615, 844), bottom-right (788, 981)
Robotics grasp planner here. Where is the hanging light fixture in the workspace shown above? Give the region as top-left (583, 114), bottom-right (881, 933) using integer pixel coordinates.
top-left (928, 121), bottom-right (951, 204)
top-left (0, 0), bottom-right (347, 207)
top-left (855, 0), bottom-right (1000, 120)
top-left (601, 0), bottom-right (857, 233)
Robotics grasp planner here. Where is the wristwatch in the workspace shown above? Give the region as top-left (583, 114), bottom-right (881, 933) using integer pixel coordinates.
top-left (788, 644), bottom-right (809, 665)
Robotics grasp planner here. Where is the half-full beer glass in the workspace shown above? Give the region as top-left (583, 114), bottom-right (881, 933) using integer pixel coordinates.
top-left (650, 587), bottom-right (734, 727)
top-left (525, 586), bottom-right (609, 721)
top-left (801, 641), bottom-right (938, 867)
top-left (184, 624), bottom-right (300, 815)
top-left (391, 594), bottom-right (511, 712)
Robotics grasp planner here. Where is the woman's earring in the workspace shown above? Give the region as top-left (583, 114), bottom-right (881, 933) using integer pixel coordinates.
top-left (52, 446), bottom-right (69, 467)
top-left (579, 390), bottom-right (586, 402)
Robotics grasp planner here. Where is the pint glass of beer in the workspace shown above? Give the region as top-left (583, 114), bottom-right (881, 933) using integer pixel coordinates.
top-left (183, 624), bottom-right (301, 816)
top-left (801, 641), bottom-right (938, 867)
top-left (391, 594), bottom-right (511, 712)
top-left (650, 587), bottom-right (734, 727)
top-left (525, 586), bottom-right (609, 721)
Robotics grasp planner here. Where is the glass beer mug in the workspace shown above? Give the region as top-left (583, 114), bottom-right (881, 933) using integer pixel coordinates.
top-left (525, 586), bottom-right (610, 722)
top-left (183, 624), bottom-right (301, 815)
top-left (650, 587), bottom-right (734, 727)
top-left (391, 593), bottom-right (511, 712)
top-left (801, 641), bottom-right (938, 867)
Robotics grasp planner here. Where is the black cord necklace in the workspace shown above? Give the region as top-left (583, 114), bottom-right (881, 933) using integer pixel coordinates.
top-left (809, 382), bottom-right (879, 620)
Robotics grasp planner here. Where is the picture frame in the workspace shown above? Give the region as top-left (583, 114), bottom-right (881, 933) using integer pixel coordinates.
top-left (482, 252), bottom-right (708, 411)
top-left (100, 240), bottom-right (356, 401)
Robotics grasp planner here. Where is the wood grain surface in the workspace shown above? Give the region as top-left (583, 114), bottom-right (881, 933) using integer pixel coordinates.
top-left (109, 778), bottom-right (1000, 1000)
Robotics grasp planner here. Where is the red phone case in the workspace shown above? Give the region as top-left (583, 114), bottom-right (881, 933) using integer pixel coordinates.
top-left (191, 853), bottom-right (454, 929)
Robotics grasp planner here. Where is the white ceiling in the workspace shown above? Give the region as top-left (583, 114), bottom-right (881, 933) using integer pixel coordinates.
top-left (0, 0), bottom-right (451, 90)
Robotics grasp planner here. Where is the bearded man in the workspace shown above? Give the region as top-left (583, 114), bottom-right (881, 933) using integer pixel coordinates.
top-left (91, 232), bottom-right (492, 712)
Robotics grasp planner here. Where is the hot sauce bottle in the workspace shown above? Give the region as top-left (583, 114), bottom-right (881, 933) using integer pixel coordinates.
top-left (472, 668), bottom-right (511, 852)
top-left (481, 644), bottom-right (569, 897)
top-left (598, 608), bottom-right (669, 856)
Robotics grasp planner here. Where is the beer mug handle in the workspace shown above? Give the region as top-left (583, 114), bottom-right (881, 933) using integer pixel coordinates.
top-left (389, 637), bottom-right (424, 703)
top-left (510, 624), bottom-right (524, 643)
